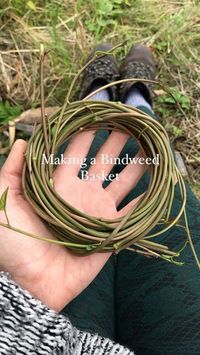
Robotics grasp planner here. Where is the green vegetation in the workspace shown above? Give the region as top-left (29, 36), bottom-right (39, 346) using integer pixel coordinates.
top-left (0, 0), bottom-right (199, 194)
top-left (0, 101), bottom-right (22, 125)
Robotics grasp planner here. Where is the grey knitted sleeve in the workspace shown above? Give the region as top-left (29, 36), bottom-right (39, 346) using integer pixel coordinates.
top-left (0, 272), bottom-right (134, 355)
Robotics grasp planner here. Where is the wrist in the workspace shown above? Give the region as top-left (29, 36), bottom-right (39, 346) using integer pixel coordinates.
top-left (11, 273), bottom-right (71, 312)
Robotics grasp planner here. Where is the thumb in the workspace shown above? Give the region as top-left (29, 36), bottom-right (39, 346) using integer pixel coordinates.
top-left (0, 139), bottom-right (27, 192)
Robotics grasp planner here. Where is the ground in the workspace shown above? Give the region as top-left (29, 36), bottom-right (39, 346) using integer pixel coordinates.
top-left (0, 0), bottom-right (199, 196)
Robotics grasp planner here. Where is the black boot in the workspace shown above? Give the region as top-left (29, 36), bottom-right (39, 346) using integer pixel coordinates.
top-left (119, 44), bottom-right (156, 106)
top-left (79, 43), bottom-right (119, 101)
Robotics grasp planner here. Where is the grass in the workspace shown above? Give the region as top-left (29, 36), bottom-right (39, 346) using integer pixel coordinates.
top-left (0, 0), bottom-right (200, 195)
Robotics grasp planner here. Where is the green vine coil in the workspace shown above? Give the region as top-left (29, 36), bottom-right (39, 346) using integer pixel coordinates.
top-left (22, 99), bottom-right (196, 266)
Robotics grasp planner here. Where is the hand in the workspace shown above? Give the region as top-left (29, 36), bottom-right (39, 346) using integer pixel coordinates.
top-left (53, 130), bottom-right (145, 217)
top-left (0, 132), bottom-right (146, 312)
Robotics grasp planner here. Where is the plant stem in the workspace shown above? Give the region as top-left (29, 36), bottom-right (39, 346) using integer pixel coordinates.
top-left (40, 45), bottom-right (50, 173)
top-left (0, 221), bottom-right (88, 249)
top-left (4, 208), bottom-right (10, 226)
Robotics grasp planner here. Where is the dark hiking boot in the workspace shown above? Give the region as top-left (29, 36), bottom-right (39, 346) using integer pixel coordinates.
top-left (79, 43), bottom-right (119, 100)
top-left (119, 44), bottom-right (156, 106)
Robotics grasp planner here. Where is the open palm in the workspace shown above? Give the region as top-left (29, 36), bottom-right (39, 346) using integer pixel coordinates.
top-left (0, 131), bottom-right (146, 311)
top-left (54, 130), bottom-right (145, 217)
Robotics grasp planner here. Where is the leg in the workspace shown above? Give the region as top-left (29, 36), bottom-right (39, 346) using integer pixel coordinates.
top-left (62, 44), bottom-right (118, 340)
top-left (115, 45), bottom-right (200, 354)
top-left (116, 180), bottom-right (200, 355)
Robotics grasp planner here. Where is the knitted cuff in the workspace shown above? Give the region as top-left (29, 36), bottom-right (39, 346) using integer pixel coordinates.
top-left (0, 272), bottom-right (77, 354)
